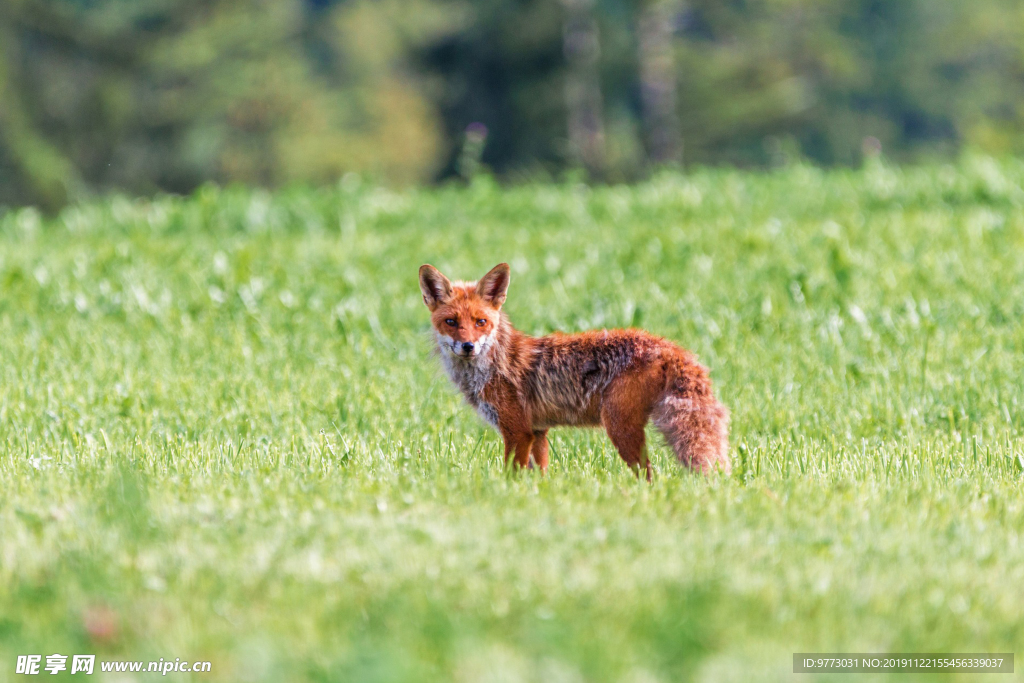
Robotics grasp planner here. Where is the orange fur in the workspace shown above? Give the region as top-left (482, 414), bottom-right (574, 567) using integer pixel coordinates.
top-left (419, 263), bottom-right (730, 478)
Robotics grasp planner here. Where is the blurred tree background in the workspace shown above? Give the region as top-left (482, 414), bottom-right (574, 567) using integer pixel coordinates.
top-left (1, 0), bottom-right (1023, 209)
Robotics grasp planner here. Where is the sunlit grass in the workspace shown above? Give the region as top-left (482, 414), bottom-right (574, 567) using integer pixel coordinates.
top-left (1, 158), bottom-right (1023, 682)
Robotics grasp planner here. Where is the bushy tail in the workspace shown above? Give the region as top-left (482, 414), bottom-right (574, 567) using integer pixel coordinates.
top-left (651, 350), bottom-right (730, 474)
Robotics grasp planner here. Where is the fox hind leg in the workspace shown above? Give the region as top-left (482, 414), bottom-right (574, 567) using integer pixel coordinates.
top-left (601, 372), bottom-right (659, 481)
top-left (601, 411), bottom-right (651, 481)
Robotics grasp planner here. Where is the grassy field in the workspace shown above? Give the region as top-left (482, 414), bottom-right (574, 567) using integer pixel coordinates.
top-left (1, 158), bottom-right (1024, 682)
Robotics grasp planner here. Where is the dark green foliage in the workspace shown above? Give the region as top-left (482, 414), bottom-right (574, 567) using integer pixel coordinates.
top-left (2, 0), bottom-right (1024, 207)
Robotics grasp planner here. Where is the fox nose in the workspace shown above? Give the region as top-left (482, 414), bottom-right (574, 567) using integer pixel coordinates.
top-left (461, 342), bottom-right (475, 354)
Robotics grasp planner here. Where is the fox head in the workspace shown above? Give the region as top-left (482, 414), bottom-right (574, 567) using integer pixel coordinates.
top-left (419, 263), bottom-right (510, 359)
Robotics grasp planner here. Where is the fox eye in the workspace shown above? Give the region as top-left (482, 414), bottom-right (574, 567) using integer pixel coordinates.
top-left (476, 319), bottom-right (487, 327)
top-left (445, 318), bottom-right (457, 327)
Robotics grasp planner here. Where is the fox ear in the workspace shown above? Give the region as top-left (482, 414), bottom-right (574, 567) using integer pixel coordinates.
top-left (419, 264), bottom-right (452, 311)
top-left (477, 263), bottom-right (510, 309)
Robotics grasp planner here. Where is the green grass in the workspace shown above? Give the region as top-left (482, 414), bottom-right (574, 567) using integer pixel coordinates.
top-left (2, 157), bottom-right (1024, 682)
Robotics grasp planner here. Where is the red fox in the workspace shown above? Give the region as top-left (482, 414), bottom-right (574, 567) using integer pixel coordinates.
top-left (419, 263), bottom-right (730, 478)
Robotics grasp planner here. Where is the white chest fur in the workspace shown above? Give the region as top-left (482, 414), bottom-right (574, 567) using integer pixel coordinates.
top-left (438, 340), bottom-right (499, 429)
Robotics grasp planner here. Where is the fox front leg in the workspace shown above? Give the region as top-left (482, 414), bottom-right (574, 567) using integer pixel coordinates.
top-left (530, 430), bottom-right (549, 471)
top-left (500, 429), bottom-right (534, 469)
top-left (488, 383), bottom-right (535, 470)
